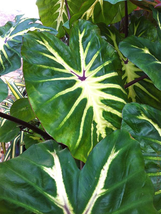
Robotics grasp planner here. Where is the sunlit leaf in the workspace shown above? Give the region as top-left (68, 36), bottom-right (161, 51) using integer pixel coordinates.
top-left (22, 20), bottom-right (127, 162)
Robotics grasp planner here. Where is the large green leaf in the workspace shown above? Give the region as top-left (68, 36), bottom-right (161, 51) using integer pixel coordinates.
top-left (119, 36), bottom-right (161, 90)
top-left (0, 130), bottom-right (158, 213)
top-left (99, 25), bottom-right (161, 109)
top-left (36, 0), bottom-right (83, 37)
top-left (0, 79), bottom-right (8, 102)
top-left (0, 140), bottom-right (79, 213)
top-left (22, 20), bottom-right (127, 162)
top-left (0, 15), bottom-right (57, 75)
top-left (78, 130), bottom-right (157, 214)
top-left (121, 103), bottom-right (161, 212)
top-left (70, 0), bottom-right (136, 27)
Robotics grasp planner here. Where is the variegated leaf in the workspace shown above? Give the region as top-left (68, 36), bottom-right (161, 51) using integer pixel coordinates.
top-left (0, 131), bottom-right (158, 213)
top-left (0, 15), bottom-right (57, 75)
top-left (22, 20), bottom-right (127, 162)
top-left (36, 0), bottom-right (83, 37)
top-left (70, 0), bottom-right (136, 27)
top-left (100, 25), bottom-right (161, 109)
top-left (0, 140), bottom-right (79, 213)
top-left (119, 36), bottom-right (161, 90)
top-left (78, 130), bottom-right (157, 214)
top-left (121, 103), bottom-right (161, 212)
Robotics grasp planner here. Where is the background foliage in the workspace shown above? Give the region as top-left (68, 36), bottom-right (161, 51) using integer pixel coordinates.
top-left (0, 0), bottom-right (161, 213)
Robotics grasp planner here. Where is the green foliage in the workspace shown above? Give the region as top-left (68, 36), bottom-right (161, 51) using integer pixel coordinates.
top-left (22, 20), bottom-right (127, 162)
top-left (0, 79), bottom-right (8, 102)
top-left (0, 131), bottom-right (157, 213)
top-left (0, 0), bottom-right (161, 213)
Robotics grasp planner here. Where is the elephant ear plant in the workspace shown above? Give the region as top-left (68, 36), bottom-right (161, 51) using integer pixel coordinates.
top-left (0, 0), bottom-right (161, 213)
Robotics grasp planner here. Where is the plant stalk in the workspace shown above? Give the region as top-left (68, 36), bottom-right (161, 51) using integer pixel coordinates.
top-left (124, 0), bottom-right (128, 38)
top-left (124, 74), bottom-right (148, 89)
top-left (0, 112), bottom-right (54, 141)
top-left (65, 0), bottom-right (71, 20)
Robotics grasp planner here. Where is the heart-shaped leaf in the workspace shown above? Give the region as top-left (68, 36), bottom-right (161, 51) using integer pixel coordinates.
top-left (0, 130), bottom-right (157, 213)
top-left (22, 20), bottom-right (127, 162)
top-left (121, 103), bottom-right (161, 211)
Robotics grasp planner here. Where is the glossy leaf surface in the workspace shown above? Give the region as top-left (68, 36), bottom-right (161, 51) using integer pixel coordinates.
top-left (0, 130), bottom-right (157, 213)
top-left (22, 20), bottom-right (127, 162)
top-left (0, 15), bottom-right (57, 75)
top-left (119, 36), bottom-right (161, 90)
top-left (122, 103), bottom-right (161, 211)
top-left (78, 130), bottom-right (157, 214)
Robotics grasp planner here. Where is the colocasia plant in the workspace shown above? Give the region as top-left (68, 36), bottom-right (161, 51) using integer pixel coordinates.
top-left (0, 0), bottom-right (161, 213)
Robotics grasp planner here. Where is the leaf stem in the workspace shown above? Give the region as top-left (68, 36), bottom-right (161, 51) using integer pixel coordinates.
top-left (0, 112), bottom-right (54, 141)
top-left (125, 0), bottom-right (128, 37)
top-left (65, 0), bottom-right (71, 20)
top-left (124, 74), bottom-right (148, 89)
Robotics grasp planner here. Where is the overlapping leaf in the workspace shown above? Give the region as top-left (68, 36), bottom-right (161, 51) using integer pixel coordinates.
top-left (0, 140), bottom-right (79, 213)
top-left (128, 15), bottom-right (158, 42)
top-left (22, 20), bottom-right (127, 162)
top-left (130, 0), bottom-right (157, 11)
top-left (10, 98), bottom-right (35, 122)
top-left (0, 120), bottom-right (19, 143)
top-left (119, 36), bottom-right (161, 90)
top-left (0, 130), bottom-right (157, 213)
top-left (152, 7), bottom-right (161, 39)
top-left (121, 103), bottom-right (161, 212)
top-left (70, 0), bottom-right (136, 27)
top-left (36, 0), bottom-right (83, 37)
top-left (100, 25), bottom-right (161, 109)
top-left (0, 15), bottom-right (57, 75)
